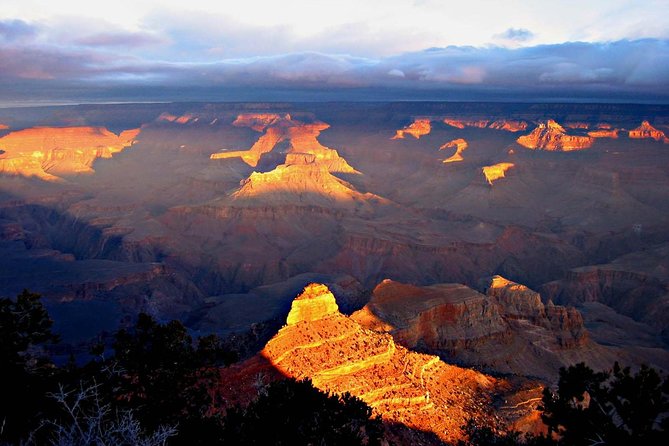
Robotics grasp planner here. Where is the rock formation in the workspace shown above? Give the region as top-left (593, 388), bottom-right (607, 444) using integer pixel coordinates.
top-left (218, 283), bottom-right (502, 443)
top-left (392, 118), bottom-right (431, 139)
top-left (482, 162), bottom-right (514, 185)
top-left (0, 124), bottom-right (8, 130)
top-left (211, 113), bottom-right (357, 173)
top-left (156, 112), bottom-right (199, 124)
top-left (440, 138), bottom-right (468, 163)
top-left (588, 129), bottom-right (619, 138)
top-left (444, 118), bottom-right (528, 132)
top-left (628, 121), bottom-right (668, 142)
top-left (352, 278), bottom-right (595, 381)
top-left (516, 120), bottom-right (594, 151)
top-left (0, 126), bottom-right (140, 181)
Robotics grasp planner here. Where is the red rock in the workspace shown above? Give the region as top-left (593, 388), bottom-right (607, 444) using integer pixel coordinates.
top-left (628, 121), bottom-right (668, 142)
top-left (440, 138), bottom-right (468, 163)
top-left (0, 126), bottom-right (139, 181)
top-left (392, 118), bottom-right (431, 139)
top-left (517, 120), bottom-right (594, 151)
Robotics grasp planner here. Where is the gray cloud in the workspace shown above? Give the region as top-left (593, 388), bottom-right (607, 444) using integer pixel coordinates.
top-left (0, 21), bottom-right (667, 103)
top-left (495, 28), bottom-right (535, 42)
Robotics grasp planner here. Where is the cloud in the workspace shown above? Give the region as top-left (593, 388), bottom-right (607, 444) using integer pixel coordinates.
top-left (0, 24), bottom-right (667, 103)
top-left (0, 19), bottom-right (38, 42)
top-left (74, 31), bottom-right (167, 48)
top-left (495, 28), bottom-right (535, 43)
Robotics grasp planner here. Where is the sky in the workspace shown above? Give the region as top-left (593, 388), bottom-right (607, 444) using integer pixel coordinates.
top-left (0, 0), bottom-right (668, 104)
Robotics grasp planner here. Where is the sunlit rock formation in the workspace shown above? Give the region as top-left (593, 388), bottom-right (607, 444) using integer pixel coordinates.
top-left (482, 162), bottom-right (514, 185)
top-left (517, 120), bottom-right (594, 151)
top-left (588, 129), bottom-right (619, 138)
top-left (219, 283), bottom-right (499, 443)
top-left (628, 121), bottom-right (668, 142)
top-left (0, 124), bottom-right (8, 130)
top-left (156, 112), bottom-right (199, 124)
top-left (0, 126), bottom-right (140, 181)
top-left (352, 278), bottom-right (597, 381)
top-left (227, 162), bottom-right (383, 208)
top-left (440, 138), bottom-right (468, 163)
top-left (444, 118), bottom-right (528, 132)
top-left (564, 122), bottom-right (590, 129)
top-left (392, 118), bottom-right (431, 139)
top-left (489, 120), bottom-right (528, 132)
top-left (211, 113), bottom-right (357, 173)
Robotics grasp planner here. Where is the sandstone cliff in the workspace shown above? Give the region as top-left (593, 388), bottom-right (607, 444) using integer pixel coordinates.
top-left (441, 138), bottom-right (468, 163)
top-left (517, 120), bottom-right (594, 151)
top-left (219, 283), bottom-right (502, 443)
top-left (628, 121), bottom-right (668, 142)
top-left (352, 278), bottom-right (598, 381)
top-left (588, 129), bottom-right (619, 138)
top-left (0, 126), bottom-right (140, 181)
top-left (392, 118), bottom-right (431, 139)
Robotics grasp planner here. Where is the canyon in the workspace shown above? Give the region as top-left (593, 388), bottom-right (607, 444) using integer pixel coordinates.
top-left (1, 102), bottom-right (668, 438)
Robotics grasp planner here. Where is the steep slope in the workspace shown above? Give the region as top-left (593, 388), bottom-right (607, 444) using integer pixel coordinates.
top-left (517, 120), bottom-right (594, 151)
top-left (628, 120), bottom-right (668, 142)
top-left (0, 126), bottom-right (140, 181)
top-left (352, 278), bottom-right (617, 381)
top-left (219, 283), bottom-right (502, 444)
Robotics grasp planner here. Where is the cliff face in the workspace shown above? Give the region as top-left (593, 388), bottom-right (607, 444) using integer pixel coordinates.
top-left (517, 120), bottom-right (594, 151)
top-left (0, 126), bottom-right (139, 181)
top-left (219, 283), bottom-right (500, 444)
top-left (588, 129), bottom-right (619, 138)
top-left (628, 121), bottom-right (669, 142)
top-left (392, 118), bottom-right (431, 139)
top-left (441, 138), bottom-right (468, 163)
top-left (352, 277), bottom-right (593, 381)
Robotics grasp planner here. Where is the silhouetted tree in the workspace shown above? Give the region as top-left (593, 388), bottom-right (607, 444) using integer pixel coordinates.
top-left (541, 362), bottom-right (669, 446)
top-left (222, 378), bottom-right (384, 445)
top-left (0, 290), bottom-right (59, 442)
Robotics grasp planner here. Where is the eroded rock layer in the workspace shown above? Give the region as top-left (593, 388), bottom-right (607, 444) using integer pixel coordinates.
top-left (392, 118), bottom-right (431, 139)
top-left (517, 120), bottom-right (594, 151)
top-left (628, 121), bottom-right (668, 142)
top-left (482, 162), bottom-right (515, 185)
top-left (221, 283), bottom-right (499, 443)
top-left (441, 138), bottom-right (468, 163)
top-left (211, 113), bottom-right (357, 173)
top-left (0, 126), bottom-right (139, 181)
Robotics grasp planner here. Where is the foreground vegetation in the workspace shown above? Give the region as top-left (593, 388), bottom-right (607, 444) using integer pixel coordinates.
top-left (1, 291), bottom-right (668, 445)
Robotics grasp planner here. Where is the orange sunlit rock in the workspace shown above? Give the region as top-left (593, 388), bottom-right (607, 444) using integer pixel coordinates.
top-left (0, 124), bottom-right (8, 130)
top-left (229, 163), bottom-right (385, 207)
top-left (489, 120), bottom-right (528, 132)
top-left (440, 138), bottom-right (468, 163)
top-left (443, 118), bottom-right (528, 132)
top-left (392, 118), bottom-right (431, 139)
top-left (516, 119), bottom-right (594, 151)
top-left (482, 162), bottom-right (514, 185)
top-left (587, 129), bottom-right (619, 138)
top-left (245, 283), bottom-right (498, 443)
top-left (628, 120), bottom-right (668, 142)
top-left (0, 126), bottom-right (139, 181)
top-left (443, 118), bottom-right (489, 129)
top-left (157, 112), bottom-right (198, 124)
top-left (564, 122), bottom-right (590, 129)
top-left (211, 114), bottom-right (357, 173)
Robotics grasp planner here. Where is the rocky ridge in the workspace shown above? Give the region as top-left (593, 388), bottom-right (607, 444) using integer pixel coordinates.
top-left (0, 126), bottom-right (140, 181)
top-left (516, 120), bottom-right (594, 151)
top-left (219, 283), bottom-right (503, 443)
top-left (628, 121), bottom-right (668, 143)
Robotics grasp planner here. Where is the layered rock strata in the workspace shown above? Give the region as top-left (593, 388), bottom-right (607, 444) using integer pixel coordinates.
top-left (517, 120), bottom-right (594, 151)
